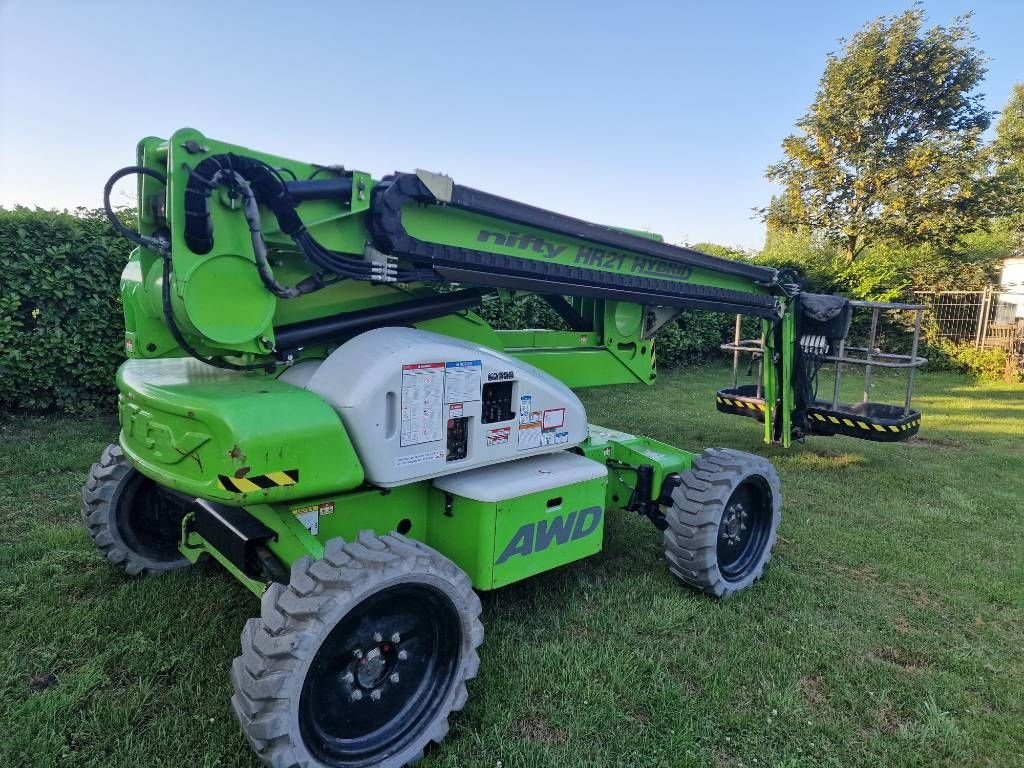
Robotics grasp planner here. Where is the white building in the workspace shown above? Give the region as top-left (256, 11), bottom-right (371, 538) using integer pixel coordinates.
top-left (997, 257), bottom-right (1024, 322)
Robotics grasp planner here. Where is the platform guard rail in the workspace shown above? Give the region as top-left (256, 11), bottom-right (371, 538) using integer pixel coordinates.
top-left (717, 301), bottom-right (928, 441)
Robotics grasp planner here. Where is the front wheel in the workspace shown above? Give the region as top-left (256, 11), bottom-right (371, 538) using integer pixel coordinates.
top-left (231, 531), bottom-right (483, 768)
top-left (81, 444), bottom-right (193, 576)
top-left (663, 448), bottom-right (782, 598)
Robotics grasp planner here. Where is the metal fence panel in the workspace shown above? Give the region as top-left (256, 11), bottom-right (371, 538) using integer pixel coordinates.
top-left (916, 287), bottom-right (1024, 376)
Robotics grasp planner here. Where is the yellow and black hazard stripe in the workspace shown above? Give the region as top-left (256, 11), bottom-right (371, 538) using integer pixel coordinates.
top-left (807, 410), bottom-right (920, 441)
top-left (716, 395), bottom-right (766, 412)
top-left (809, 412), bottom-right (920, 434)
top-left (218, 469), bottom-right (299, 494)
top-left (717, 388), bottom-right (920, 442)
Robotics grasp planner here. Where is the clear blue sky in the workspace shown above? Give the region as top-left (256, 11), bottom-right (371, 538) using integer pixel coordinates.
top-left (1, 0), bottom-right (1021, 250)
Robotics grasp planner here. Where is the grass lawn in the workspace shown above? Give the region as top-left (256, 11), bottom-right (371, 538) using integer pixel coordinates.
top-left (1, 363), bottom-right (1021, 768)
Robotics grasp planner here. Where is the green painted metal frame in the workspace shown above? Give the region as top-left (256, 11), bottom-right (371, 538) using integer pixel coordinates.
top-left (171, 422), bottom-right (695, 595)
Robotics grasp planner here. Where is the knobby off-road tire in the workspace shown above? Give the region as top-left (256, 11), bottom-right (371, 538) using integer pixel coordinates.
top-left (664, 448), bottom-right (782, 598)
top-left (232, 531), bottom-right (484, 768)
top-left (81, 443), bottom-right (192, 576)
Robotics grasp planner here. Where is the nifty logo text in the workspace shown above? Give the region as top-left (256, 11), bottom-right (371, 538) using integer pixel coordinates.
top-left (476, 229), bottom-right (692, 281)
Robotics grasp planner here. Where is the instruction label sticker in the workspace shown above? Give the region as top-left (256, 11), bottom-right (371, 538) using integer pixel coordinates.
top-left (449, 403), bottom-right (464, 419)
top-left (542, 429), bottom-right (570, 446)
top-left (486, 426), bottom-right (511, 446)
top-left (401, 362), bottom-right (444, 447)
top-left (444, 360), bottom-right (481, 403)
top-left (395, 448), bottom-right (444, 468)
top-left (519, 395), bottom-right (533, 424)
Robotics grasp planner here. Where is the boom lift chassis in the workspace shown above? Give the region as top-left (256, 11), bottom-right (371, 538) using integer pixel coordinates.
top-left (82, 129), bottom-right (923, 768)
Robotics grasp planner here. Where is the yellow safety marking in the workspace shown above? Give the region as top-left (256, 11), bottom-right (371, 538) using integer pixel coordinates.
top-left (828, 416), bottom-right (840, 424)
top-left (265, 470), bottom-right (297, 486)
top-left (857, 421), bottom-right (870, 430)
top-left (218, 468), bottom-right (300, 494)
top-left (888, 425), bottom-right (900, 432)
top-left (872, 423), bottom-right (886, 432)
top-left (229, 477), bottom-right (261, 493)
top-left (842, 418), bottom-right (855, 427)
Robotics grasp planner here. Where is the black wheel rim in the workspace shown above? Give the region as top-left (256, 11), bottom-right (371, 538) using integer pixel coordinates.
top-left (299, 583), bottom-right (461, 767)
top-left (716, 476), bottom-right (773, 582)
top-left (114, 472), bottom-right (190, 562)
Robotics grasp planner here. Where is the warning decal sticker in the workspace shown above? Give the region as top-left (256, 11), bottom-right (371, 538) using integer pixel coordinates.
top-left (486, 426), bottom-right (511, 446)
top-left (401, 362), bottom-right (444, 447)
top-left (290, 501), bottom-right (334, 535)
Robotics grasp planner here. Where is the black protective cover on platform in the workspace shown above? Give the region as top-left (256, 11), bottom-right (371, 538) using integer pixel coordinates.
top-left (715, 385), bottom-right (920, 442)
top-left (799, 293), bottom-right (853, 341)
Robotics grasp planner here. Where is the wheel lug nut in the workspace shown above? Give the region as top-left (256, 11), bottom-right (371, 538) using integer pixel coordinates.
top-left (342, 671), bottom-right (354, 684)
top-left (372, 632), bottom-right (383, 643)
top-left (390, 632), bottom-right (401, 643)
top-left (389, 672), bottom-right (400, 683)
top-left (397, 650), bottom-right (408, 660)
top-left (353, 649), bottom-right (363, 659)
top-left (370, 689), bottom-right (382, 701)
top-left (350, 690), bottom-right (363, 702)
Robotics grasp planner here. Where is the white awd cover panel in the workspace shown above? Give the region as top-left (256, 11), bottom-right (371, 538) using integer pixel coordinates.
top-left (304, 327), bottom-right (588, 486)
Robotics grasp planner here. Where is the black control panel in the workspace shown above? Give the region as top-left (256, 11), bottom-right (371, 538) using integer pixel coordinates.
top-left (481, 381), bottom-right (515, 424)
top-left (446, 417), bottom-right (469, 462)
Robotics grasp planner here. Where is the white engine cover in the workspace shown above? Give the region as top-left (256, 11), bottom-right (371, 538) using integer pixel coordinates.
top-left (301, 327), bottom-right (588, 486)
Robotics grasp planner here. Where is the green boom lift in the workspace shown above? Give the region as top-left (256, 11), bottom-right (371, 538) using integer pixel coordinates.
top-left (85, 129), bottom-right (923, 768)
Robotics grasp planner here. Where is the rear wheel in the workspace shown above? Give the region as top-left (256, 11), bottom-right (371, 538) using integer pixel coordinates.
top-left (232, 531), bottom-right (483, 768)
top-left (663, 448), bottom-right (781, 598)
top-left (81, 444), bottom-right (192, 576)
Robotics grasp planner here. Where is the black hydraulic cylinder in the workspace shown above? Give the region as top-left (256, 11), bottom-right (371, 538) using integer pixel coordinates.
top-left (635, 464), bottom-right (655, 505)
top-left (284, 178), bottom-right (354, 202)
top-left (274, 289), bottom-right (483, 350)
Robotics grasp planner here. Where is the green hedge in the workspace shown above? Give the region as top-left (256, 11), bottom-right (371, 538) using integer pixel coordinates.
top-left (0, 208), bottom-right (735, 414)
top-left (0, 207), bottom-right (131, 413)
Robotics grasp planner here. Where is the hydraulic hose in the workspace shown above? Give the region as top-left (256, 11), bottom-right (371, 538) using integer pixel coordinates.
top-left (183, 153), bottom-right (409, 285)
top-left (102, 166), bottom-right (171, 255)
top-left (104, 158), bottom-right (437, 372)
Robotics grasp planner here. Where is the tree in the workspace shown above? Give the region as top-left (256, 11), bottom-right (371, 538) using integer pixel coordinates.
top-left (992, 83), bottom-right (1024, 243)
top-left (993, 83), bottom-right (1024, 168)
top-left (689, 242), bottom-right (750, 261)
top-left (764, 7), bottom-right (996, 263)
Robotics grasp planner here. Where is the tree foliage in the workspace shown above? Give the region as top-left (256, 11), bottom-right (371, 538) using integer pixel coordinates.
top-left (992, 82), bottom-right (1024, 244)
top-left (993, 83), bottom-right (1024, 169)
top-left (765, 7), bottom-right (996, 262)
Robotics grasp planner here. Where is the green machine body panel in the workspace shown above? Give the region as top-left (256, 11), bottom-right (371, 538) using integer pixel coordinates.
top-left (425, 471), bottom-right (608, 590)
top-left (117, 358), bottom-right (364, 503)
top-left (171, 423), bottom-right (692, 597)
